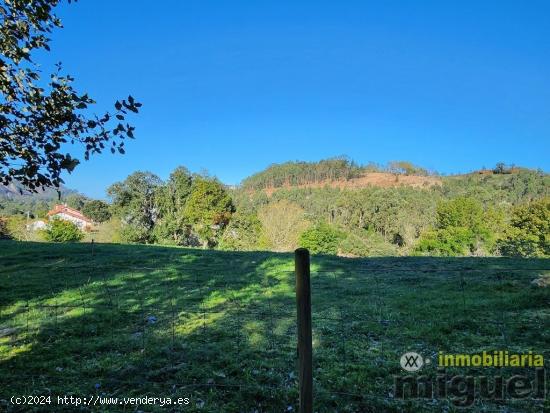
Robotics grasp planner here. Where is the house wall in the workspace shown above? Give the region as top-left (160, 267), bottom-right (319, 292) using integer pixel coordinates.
top-left (50, 213), bottom-right (89, 229)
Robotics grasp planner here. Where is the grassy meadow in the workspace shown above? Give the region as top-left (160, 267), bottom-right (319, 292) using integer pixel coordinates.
top-left (0, 240), bottom-right (549, 412)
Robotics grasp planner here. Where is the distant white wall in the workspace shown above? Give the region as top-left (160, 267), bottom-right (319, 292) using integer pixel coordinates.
top-left (50, 213), bottom-right (88, 229)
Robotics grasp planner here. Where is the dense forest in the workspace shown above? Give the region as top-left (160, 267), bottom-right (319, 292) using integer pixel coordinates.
top-left (1, 160), bottom-right (548, 257)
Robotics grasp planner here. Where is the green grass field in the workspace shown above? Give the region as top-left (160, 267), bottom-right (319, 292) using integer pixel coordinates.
top-left (0, 241), bottom-right (549, 412)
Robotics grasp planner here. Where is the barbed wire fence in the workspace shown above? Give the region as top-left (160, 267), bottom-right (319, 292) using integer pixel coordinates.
top-left (0, 244), bottom-right (549, 412)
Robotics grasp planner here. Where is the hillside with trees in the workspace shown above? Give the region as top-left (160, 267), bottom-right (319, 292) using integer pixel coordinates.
top-left (1, 159), bottom-right (548, 258)
top-left (241, 157), bottom-right (433, 191)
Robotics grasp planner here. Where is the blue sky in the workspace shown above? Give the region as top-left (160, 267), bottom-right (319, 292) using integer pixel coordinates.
top-left (46, 0), bottom-right (549, 198)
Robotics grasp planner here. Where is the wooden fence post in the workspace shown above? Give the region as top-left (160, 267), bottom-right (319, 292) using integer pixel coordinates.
top-left (295, 248), bottom-right (313, 413)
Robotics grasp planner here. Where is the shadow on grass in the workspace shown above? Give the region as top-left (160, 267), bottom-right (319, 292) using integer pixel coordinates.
top-left (0, 240), bottom-right (549, 412)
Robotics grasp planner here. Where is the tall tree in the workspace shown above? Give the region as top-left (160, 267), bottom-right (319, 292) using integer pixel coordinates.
top-left (0, 0), bottom-right (141, 191)
top-left (154, 166), bottom-right (194, 244)
top-left (183, 177), bottom-right (234, 248)
top-left (107, 172), bottom-right (161, 243)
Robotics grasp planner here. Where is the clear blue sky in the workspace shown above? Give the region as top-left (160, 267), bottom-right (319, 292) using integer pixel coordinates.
top-left (46, 0), bottom-right (549, 198)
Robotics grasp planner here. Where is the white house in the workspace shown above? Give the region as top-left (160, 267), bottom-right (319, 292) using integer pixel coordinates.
top-left (47, 204), bottom-right (93, 230)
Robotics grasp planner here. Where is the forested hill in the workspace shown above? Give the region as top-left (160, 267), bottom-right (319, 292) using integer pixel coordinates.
top-left (240, 159), bottom-right (548, 200)
top-left (240, 158), bottom-right (431, 190)
top-left (1, 160), bottom-right (548, 258)
top-left (230, 163), bottom-right (548, 257)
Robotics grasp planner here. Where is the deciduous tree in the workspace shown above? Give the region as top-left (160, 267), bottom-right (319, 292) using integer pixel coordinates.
top-left (0, 0), bottom-right (141, 191)
top-left (299, 222), bottom-right (343, 255)
top-left (498, 197), bottom-right (549, 257)
top-left (154, 166), bottom-right (194, 245)
top-left (107, 172), bottom-right (161, 243)
top-left (82, 199), bottom-right (111, 223)
top-left (183, 177), bottom-right (234, 248)
top-left (258, 200), bottom-right (310, 252)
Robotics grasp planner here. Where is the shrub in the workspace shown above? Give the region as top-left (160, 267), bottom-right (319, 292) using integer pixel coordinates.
top-left (497, 198), bottom-right (549, 257)
top-left (339, 230), bottom-right (397, 257)
top-left (42, 219), bottom-right (84, 242)
top-left (299, 223), bottom-right (343, 255)
top-left (414, 227), bottom-right (476, 256)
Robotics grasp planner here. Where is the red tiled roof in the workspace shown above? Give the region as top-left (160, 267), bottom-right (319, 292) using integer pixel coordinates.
top-left (47, 205), bottom-right (92, 223)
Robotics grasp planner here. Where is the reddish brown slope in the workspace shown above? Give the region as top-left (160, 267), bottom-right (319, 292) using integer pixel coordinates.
top-left (263, 172), bottom-right (441, 195)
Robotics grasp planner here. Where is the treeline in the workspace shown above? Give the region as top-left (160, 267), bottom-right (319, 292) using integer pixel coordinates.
top-left (241, 157), bottom-right (430, 190)
top-left (105, 168), bottom-right (234, 247)
top-left (1, 161), bottom-right (549, 258)
top-left (1, 169), bottom-right (236, 245)
top-left (104, 165), bottom-right (548, 257)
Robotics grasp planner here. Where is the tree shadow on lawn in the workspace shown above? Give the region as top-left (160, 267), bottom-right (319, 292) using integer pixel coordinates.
top-left (0, 241), bottom-right (549, 412)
